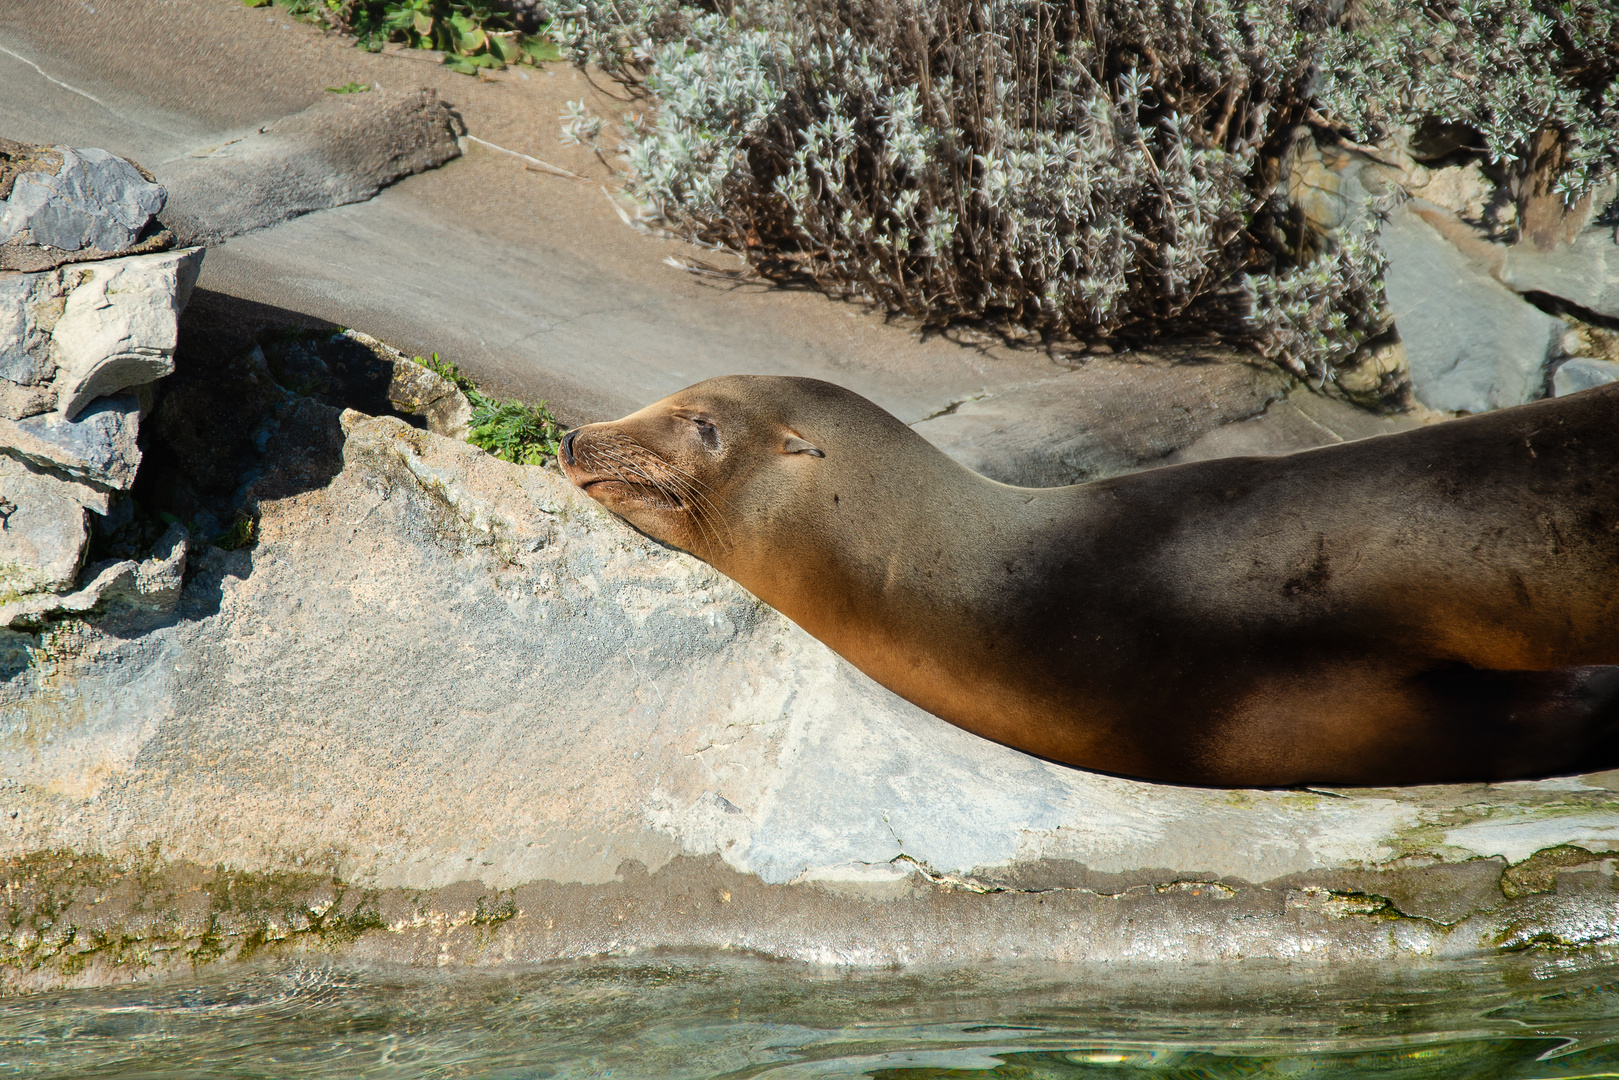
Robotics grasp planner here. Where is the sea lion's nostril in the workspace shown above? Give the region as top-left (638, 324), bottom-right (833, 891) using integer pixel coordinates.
top-left (562, 429), bottom-right (579, 465)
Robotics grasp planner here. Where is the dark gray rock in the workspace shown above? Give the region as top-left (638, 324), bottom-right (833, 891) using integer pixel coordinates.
top-left (0, 146), bottom-right (164, 253)
top-left (1553, 357), bottom-right (1619, 397)
top-left (0, 392), bottom-right (140, 489)
top-left (1379, 200), bottom-right (1564, 413)
top-left (160, 89), bottom-right (462, 245)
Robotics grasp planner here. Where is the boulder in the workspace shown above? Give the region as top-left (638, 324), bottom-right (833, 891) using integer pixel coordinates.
top-left (48, 247), bottom-right (203, 419)
top-left (914, 354), bottom-right (1291, 486)
top-left (159, 89), bottom-right (463, 245)
top-left (378, 348), bottom-right (474, 439)
top-left (1378, 200), bottom-right (1564, 413)
top-left (0, 140), bottom-right (172, 272)
top-left (1554, 357), bottom-right (1619, 397)
top-left (6, 406), bottom-right (1619, 990)
top-left (0, 520), bottom-right (186, 629)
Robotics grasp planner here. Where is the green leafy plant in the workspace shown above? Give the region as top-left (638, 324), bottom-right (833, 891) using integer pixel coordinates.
top-left (326, 81), bottom-right (371, 93)
top-left (415, 353), bottom-right (565, 467)
top-left (243, 0), bottom-right (559, 73)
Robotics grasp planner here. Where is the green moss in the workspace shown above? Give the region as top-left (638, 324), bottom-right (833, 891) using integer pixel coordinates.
top-left (1, 851), bottom-right (396, 987)
top-left (1501, 846), bottom-right (1601, 899)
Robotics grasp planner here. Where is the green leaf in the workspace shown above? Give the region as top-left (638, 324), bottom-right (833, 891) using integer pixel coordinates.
top-left (442, 53), bottom-right (479, 74)
top-left (325, 81), bottom-right (371, 94)
top-left (487, 33), bottom-right (520, 63)
top-left (521, 36), bottom-right (563, 63)
top-left (243, 0), bottom-right (271, 7)
top-left (412, 10), bottom-right (433, 36)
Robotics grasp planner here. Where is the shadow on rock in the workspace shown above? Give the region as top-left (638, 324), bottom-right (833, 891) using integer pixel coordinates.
top-left (99, 288), bottom-right (462, 628)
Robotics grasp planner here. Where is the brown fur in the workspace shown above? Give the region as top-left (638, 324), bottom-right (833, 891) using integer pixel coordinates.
top-left (561, 375), bottom-right (1619, 787)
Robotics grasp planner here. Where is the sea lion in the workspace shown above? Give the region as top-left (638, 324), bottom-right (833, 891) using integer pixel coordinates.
top-left (559, 376), bottom-right (1619, 787)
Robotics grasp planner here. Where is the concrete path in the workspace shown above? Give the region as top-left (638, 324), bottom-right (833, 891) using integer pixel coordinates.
top-left (0, 0), bottom-right (1408, 455)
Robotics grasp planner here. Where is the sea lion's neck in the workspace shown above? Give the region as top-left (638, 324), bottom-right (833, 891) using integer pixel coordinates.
top-left (710, 449), bottom-right (1090, 746)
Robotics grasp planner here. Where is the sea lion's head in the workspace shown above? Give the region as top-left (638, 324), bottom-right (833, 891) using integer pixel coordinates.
top-left (559, 375), bottom-right (923, 572)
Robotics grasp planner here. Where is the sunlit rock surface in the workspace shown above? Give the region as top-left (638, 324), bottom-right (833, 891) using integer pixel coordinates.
top-left (4, 409), bottom-right (1619, 990)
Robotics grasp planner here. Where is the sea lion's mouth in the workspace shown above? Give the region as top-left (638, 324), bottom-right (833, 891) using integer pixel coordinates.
top-left (579, 477), bottom-right (684, 510)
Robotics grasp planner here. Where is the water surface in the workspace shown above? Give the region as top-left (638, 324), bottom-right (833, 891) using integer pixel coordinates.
top-left (7, 950), bottom-right (1619, 1078)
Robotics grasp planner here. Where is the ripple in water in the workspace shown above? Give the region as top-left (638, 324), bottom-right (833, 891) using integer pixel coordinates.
top-left (6, 950), bottom-right (1619, 1078)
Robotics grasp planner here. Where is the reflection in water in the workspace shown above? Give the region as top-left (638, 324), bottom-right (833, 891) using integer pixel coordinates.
top-left (5, 950), bottom-right (1619, 1078)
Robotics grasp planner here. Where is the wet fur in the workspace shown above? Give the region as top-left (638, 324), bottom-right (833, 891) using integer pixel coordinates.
top-left (563, 376), bottom-right (1619, 787)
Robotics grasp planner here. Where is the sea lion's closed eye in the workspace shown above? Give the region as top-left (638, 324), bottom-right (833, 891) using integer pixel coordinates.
top-left (783, 436), bottom-right (823, 457)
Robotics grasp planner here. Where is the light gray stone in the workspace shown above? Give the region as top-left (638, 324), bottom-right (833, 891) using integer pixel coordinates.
top-left (48, 247), bottom-right (203, 419)
top-left (915, 354), bottom-right (1291, 486)
top-left (346, 328), bottom-right (474, 440)
top-left (1379, 200), bottom-right (1564, 413)
top-left (1554, 357), bottom-right (1619, 397)
top-left (160, 89), bottom-right (461, 245)
top-left (1501, 223), bottom-right (1619, 320)
top-left (0, 453), bottom-right (86, 599)
top-left (0, 146), bottom-right (165, 252)
top-left (0, 393), bottom-right (140, 489)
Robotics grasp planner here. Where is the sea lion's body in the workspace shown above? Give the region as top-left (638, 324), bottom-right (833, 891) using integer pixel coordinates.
top-left (561, 376), bottom-right (1619, 787)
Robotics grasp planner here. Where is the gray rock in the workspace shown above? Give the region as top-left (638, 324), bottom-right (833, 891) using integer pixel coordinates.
top-left (915, 354), bottom-right (1291, 486)
top-left (0, 268), bottom-right (64, 386)
top-left (1501, 223), bottom-right (1619, 320)
top-left (0, 146), bottom-right (165, 253)
top-left (1553, 357), bottom-right (1619, 397)
top-left (343, 328), bottom-right (474, 439)
top-left (49, 247), bottom-right (203, 419)
top-left (386, 355), bottom-right (473, 440)
top-left (0, 393), bottom-right (140, 489)
top-left (1379, 200), bottom-right (1564, 413)
top-left (0, 454), bottom-right (88, 599)
top-left (0, 520), bottom-right (187, 628)
top-left (160, 89), bottom-right (462, 245)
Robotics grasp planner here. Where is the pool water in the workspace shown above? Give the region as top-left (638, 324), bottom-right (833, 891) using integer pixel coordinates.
top-left (7, 951), bottom-right (1619, 1078)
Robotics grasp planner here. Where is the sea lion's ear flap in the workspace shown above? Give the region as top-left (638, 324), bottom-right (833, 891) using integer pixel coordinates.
top-left (783, 435), bottom-right (824, 458)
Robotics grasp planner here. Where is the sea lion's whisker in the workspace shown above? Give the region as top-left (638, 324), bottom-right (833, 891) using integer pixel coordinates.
top-left (591, 446), bottom-right (731, 553)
